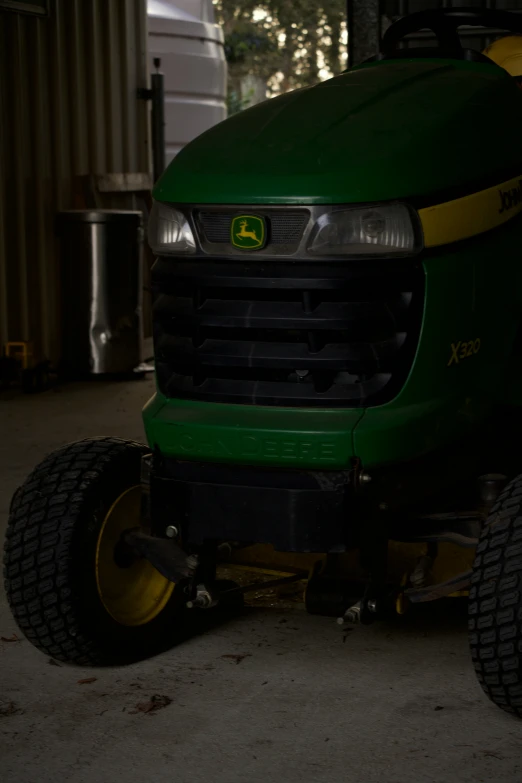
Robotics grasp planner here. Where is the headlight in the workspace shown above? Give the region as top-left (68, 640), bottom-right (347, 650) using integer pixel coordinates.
top-left (148, 202), bottom-right (196, 255)
top-left (307, 204), bottom-right (421, 257)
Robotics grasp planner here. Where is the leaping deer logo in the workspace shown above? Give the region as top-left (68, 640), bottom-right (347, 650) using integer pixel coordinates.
top-left (236, 219), bottom-right (259, 242)
top-left (231, 215), bottom-right (265, 249)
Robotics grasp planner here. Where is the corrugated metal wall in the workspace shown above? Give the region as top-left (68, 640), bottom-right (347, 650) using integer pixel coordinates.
top-left (0, 0), bottom-right (150, 363)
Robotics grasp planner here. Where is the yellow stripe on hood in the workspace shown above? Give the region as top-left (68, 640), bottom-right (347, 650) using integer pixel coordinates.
top-left (419, 174), bottom-right (522, 248)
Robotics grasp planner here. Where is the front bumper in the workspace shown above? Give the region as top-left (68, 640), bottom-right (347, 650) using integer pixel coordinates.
top-left (143, 392), bottom-right (362, 470)
top-left (148, 454), bottom-right (355, 553)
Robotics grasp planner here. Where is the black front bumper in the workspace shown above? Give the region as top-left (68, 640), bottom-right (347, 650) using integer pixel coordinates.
top-left (149, 455), bottom-right (355, 553)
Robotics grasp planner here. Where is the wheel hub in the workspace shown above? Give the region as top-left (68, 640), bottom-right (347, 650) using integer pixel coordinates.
top-left (95, 486), bottom-right (175, 626)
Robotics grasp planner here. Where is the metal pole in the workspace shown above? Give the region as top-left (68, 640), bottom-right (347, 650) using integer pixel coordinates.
top-left (347, 0), bottom-right (354, 68)
top-left (151, 58), bottom-right (165, 183)
top-left (347, 0), bottom-right (381, 67)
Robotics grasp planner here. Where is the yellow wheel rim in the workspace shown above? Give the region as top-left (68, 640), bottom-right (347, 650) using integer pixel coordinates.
top-left (95, 486), bottom-right (175, 626)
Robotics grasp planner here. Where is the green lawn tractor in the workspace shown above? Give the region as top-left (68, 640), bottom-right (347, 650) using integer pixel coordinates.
top-left (7, 6), bottom-right (522, 717)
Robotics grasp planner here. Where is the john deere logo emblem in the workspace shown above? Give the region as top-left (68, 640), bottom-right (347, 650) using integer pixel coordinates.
top-left (231, 215), bottom-right (266, 250)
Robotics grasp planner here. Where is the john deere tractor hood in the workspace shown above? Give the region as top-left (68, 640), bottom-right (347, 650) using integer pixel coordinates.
top-left (154, 58), bottom-right (522, 206)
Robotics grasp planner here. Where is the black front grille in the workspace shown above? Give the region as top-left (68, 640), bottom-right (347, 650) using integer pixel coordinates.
top-left (152, 258), bottom-right (425, 407)
top-left (199, 212), bottom-right (308, 245)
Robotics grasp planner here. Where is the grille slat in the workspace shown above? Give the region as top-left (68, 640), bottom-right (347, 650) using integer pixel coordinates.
top-left (158, 369), bottom-right (393, 406)
top-left (154, 260), bottom-right (408, 291)
top-left (156, 334), bottom-right (406, 371)
top-left (152, 256), bottom-right (424, 408)
top-left (154, 294), bottom-right (404, 334)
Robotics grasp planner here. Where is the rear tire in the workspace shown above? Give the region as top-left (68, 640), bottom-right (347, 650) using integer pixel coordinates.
top-left (3, 437), bottom-right (183, 666)
top-left (469, 473), bottom-right (522, 716)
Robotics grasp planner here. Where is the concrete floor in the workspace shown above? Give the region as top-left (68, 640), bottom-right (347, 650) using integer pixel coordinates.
top-left (1, 379), bottom-right (522, 783)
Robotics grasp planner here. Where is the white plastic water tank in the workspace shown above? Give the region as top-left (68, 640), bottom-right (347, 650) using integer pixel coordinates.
top-left (147, 0), bottom-right (227, 165)
top-left (160, 0), bottom-right (216, 22)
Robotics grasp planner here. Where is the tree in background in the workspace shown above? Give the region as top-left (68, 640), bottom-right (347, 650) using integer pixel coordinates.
top-left (214, 0), bottom-right (347, 112)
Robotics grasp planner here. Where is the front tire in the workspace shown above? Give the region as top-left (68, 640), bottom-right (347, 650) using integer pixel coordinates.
top-left (469, 474), bottom-right (522, 716)
top-left (3, 437), bottom-right (181, 665)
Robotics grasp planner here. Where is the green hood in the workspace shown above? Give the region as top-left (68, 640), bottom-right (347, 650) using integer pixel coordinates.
top-left (154, 58), bottom-right (522, 206)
